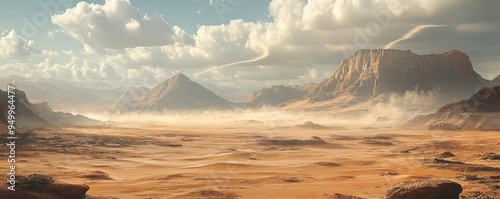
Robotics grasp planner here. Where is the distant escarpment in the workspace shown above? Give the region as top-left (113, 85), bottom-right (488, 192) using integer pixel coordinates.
top-left (408, 86), bottom-right (500, 130)
top-left (287, 49), bottom-right (488, 111)
top-left (245, 84), bottom-right (313, 106)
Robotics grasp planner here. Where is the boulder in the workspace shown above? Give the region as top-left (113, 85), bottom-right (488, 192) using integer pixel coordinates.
top-left (0, 174), bottom-right (89, 199)
top-left (386, 178), bottom-right (462, 199)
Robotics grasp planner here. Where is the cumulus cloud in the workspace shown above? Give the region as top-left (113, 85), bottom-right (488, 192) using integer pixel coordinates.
top-left (3, 0), bottom-right (500, 99)
top-left (0, 30), bottom-right (37, 58)
top-left (51, 0), bottom-right (193, 50)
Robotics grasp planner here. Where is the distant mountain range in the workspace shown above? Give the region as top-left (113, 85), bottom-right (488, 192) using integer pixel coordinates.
top-left (110, 49), bottom-right (496, 116)
top-left (245, 84), bottom-right (313, 106)
top-left (0, 89), bottom-right (101, 129)
top-left (113, 73), bottom-right (250, 112)
top-left (6, 48), bottom-right (495, 125)
top-left (408, 85), bottom-right (500, 130)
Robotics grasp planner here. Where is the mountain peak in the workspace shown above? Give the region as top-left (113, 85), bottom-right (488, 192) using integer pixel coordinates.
top-left (133, 73), bottom-right (234, 111)
top-left (168, 72), bottom-right (191, 84)
top-left (172, 72), bottom-right (187, 78)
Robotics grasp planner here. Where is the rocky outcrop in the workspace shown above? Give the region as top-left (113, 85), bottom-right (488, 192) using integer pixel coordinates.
top-left (386, 178), bottom-right (462, 199)
top-left (303, 49), bottom-right (486, 106)
top-left (448, 86), bottom-right (500, 112)
top-left (112, 86), bottom-right (150, 112)
top-left (0, 89), bottom-right (50, 128)
top-left (134, 73), bottom-right (238, 111)
top-left (245, 84), bottom-right (312, 106)
top-left (0, 174), bottom-right (89, 199)
top-left (0, 88), bottom-right (101, 129)
top-left (0, 77), bottom-right (126, 113)
top-left (408, 86), bottom-right (500, 130)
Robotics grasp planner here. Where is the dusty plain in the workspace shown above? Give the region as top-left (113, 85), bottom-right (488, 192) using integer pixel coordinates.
top-left (3, 123), bottom-right (499, 198)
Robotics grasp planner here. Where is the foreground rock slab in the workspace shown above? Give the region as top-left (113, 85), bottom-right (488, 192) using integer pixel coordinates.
top-left (386, 178), bottom-right (462, 199)
top-left (0, 174), bottom-right (89, 199)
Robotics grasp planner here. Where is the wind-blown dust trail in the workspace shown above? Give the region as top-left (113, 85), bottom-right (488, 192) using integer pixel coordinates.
top-left (194, 44), bottom-right (270, 76)
top-left (384, 25), bottom-right (448, 49)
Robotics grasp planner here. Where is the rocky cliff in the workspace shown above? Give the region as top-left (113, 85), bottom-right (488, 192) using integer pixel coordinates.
top-left (408, 86), bottom-right (500, 130)
top-left (0, 88), bottom-right (100, 129)
top-left (245, 84), bottom-right (312, 106)
top-left (0, 89), bottom-right (50, 128)
top-left (305, 49), bottom-right (485, 104)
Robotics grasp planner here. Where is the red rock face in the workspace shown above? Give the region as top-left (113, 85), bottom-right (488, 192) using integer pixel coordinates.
top-left (307, 49), bottom-right (484, 102)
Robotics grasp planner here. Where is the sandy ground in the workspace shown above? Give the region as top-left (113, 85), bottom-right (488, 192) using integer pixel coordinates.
top-left (3, 123), bottom-right (499, 198)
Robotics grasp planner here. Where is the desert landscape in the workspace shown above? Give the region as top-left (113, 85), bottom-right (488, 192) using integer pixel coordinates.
top-left (1, 1), bottom-right (500, 198)
top-left (1, 119), bottom-right (500, 198)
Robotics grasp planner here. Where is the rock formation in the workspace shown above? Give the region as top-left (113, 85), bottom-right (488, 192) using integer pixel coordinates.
top-left (0, 174), bottom-right (89, 199)
top-left (408, 86), bottom-right (500, 130)
top-left (133, 73), bottom-right (238, 111)
top-left (0, 88), bottom-right (100, 129)
top-left (0, 77), bottom-right (126, 113)
top-left (386, 178), bottom-right (462, 199)
top-left (245, 84), bottom-right (312, 106)
top-left (0, 89), bottom-right (50, 128)
top-left (289, 49), bottom-right (487, 110)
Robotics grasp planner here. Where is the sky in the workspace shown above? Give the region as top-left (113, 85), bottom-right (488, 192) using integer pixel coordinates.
top-left (1, 0), bottom-right (499, 96)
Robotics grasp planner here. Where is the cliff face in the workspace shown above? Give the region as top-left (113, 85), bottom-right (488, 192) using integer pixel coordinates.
top-left (245, 84), bottom-right (312, 106)
top-left (0, 89), bottom-right (100, 129)
top-left (306, 49), bottom-right (484, 102)
top-left (0, 89), bottom-right (50, 128)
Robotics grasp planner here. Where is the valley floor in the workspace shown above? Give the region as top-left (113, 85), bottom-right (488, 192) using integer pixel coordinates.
top-left (4, 124), bottom-right (500, 198)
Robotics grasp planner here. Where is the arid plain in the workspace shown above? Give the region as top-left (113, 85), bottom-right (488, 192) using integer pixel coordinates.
top-left (7, 119), bottom-right (499, 199)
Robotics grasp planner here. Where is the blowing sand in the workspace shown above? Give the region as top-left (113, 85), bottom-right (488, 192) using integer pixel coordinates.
top-left (4, 123), bottom-right (499, 198)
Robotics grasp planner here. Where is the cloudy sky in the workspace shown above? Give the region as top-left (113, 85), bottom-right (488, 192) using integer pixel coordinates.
top-left (1, 0), bottom-right (499, 96)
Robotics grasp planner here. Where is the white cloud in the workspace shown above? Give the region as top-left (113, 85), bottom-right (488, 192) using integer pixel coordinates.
top-left (0, 30), bottom-right (37, 58)
top-left (51, 0), bottom-right (192, 50)
top-left (47, 29), bottom-right (65, 38)
top-left (2, 0), bottom-right (500, 99)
